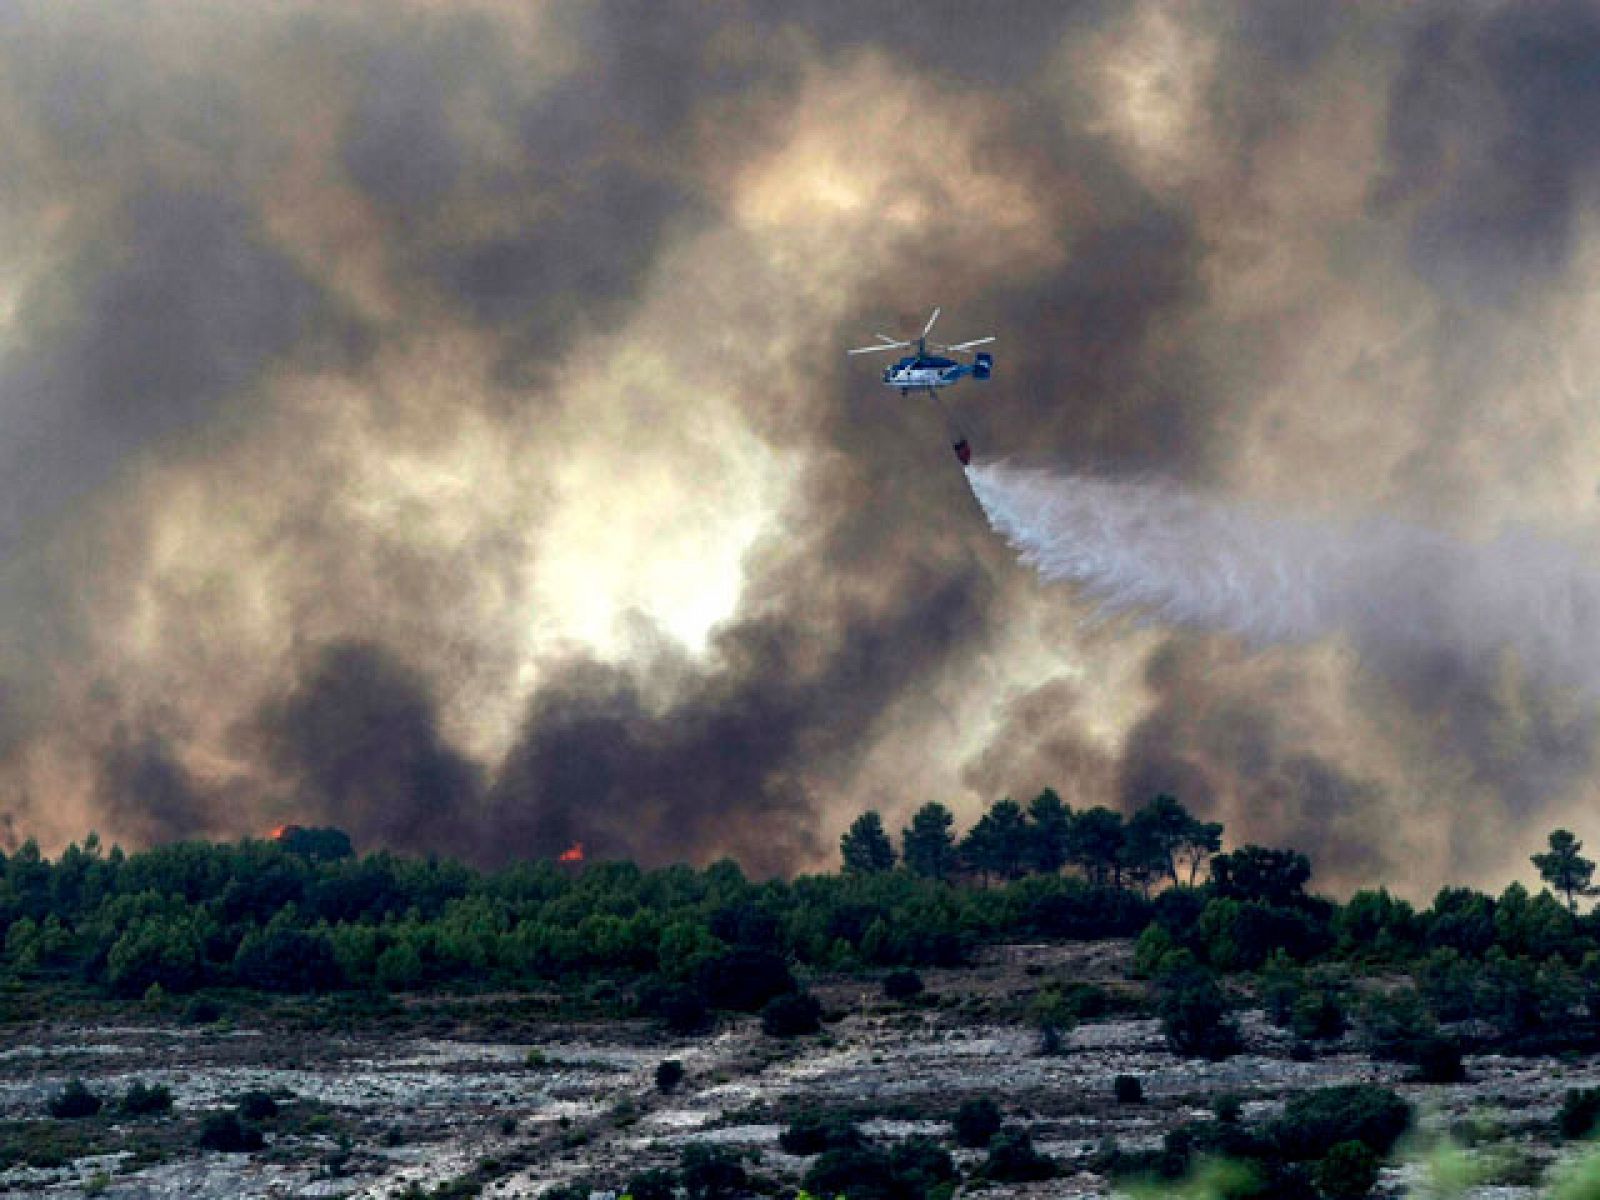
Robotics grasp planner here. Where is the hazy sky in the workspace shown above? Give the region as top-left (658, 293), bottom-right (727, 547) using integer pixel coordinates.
top-left (4, 0), bottom-right (1600, 897)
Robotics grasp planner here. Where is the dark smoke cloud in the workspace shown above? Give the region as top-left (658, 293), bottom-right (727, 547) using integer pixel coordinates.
top-left (489, 562), bottom-right (991, 873)
top-left (343, 37), bottom-right (466, 218)
top-left (1382, 1), bottom-right (1600, 302)
top-left (1115, 639), bottom-right (1402, 886)
top-left (975, 208), bottom-right (1209, 478)
top-left (0, 0), bottom-right (1595, 897)
top-left (960, 678), bottom-right (1115, 809)
top-left (0, 189), bottom-right (357, 550)
top-left (256, 640), bottom-right (484, 859)
top-left (94, 725), bottom-right (213, 847)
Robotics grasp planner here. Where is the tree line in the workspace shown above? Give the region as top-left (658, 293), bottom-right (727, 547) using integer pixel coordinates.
top-left (841, 791), bottom-right (1223, 888)
top-left (3, 798), bottom-right (1600, 1059)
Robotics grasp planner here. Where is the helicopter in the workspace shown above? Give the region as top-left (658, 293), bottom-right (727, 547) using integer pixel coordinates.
top-left (847, 307), bottom-right (994, 464)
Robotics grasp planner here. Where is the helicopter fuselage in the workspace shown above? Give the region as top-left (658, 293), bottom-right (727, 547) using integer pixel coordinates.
top-left (883, 354), bottom-right (970, 391)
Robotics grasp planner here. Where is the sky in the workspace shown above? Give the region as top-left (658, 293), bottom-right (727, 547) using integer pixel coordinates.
top-left (3, 0), bottom-right (1600, 898)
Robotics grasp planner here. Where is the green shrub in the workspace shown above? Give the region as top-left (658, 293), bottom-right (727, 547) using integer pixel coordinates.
top-left (1560, 1088), bottom-right (1600, 1140)
top-left (1291, 989), bottom-right (1347, 1041)
top-left (1134, 924), bottom-right (1186, 978)
top-left (888, 1137), bottom-right (956, 1194)
top-left (1269, 1085), bottom-right (1411, 1161)
top-left (780, 1111), bottom-right (864, 1155)
top-left (1313, 1140), bottom-right (1380, 1199)
top-left (802, 1145), bottom-right (897, 1200)
top-left (1411, 1037), bottom-right (1466, 1084)
top-left (982, 1128), bottom-right (1055, 1182)
top-left (624, 1168), bottom-right (677, 1200)
top-left (183, 996), bottom-right (223, 1024)
top-left (882, 969), bottom-right (924, 1001)
top-left (695, 949), bottom-right (795, 1012)
top-left (120, 1081), bottom-right (174, 1116)
top-left (953, 1096), bottom-right (1002, 1148)
top-left (802, 1139), bottom-right (955, 1200)
top-left (761, 991), bottom-right (822, 1037)
top-left (1156, 964), bottom-right (1242, 1060)
top-left (236, 1090), bottom-right (280, 1121)
top-left (678, 1143), bottom-right (747, 1199)
top-left (47, 1080), bottom-right (102, 1119)
top-left (198, 1111), bottom-right (264, 1153)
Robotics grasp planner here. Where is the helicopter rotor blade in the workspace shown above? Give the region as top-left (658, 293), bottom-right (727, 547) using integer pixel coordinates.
top-left (938, 336), bottom-right (996, 353)
top-left (874, 333), bottom-right (902, 344)
top-left (847, 341), bottom-right (909, 355)
top-left (921, 307), bottom-right (942, 339)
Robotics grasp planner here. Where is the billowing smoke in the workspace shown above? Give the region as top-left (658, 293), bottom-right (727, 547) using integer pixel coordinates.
top-left (3, 1), bottom-right (1600, 895)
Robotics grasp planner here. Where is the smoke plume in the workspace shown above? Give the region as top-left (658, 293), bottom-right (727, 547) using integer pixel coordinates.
top-left (4, 1), bottom-right (1600, 895)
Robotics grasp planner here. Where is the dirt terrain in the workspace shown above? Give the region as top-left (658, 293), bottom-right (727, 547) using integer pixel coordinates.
top-left (3, 943), bottom-right (1598, 1198)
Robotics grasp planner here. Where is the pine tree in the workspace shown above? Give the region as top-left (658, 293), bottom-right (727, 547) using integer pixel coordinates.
top-left (1533, 829), bottom-right (1597, 913)
top-left (962, 799), bottom-right (1031, 882)
top-left (840, 811), bottom-right (896, 875)
top-left (901, 803), bottom-right (957, 880)
top-left (1068, 807), bottom-right (1127, 888)
top-left (1026, 789), bottom-right (1072, 874)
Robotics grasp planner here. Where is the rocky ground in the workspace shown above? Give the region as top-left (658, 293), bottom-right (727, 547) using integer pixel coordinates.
top-left (3, 943), bottom-right (1599, 1198)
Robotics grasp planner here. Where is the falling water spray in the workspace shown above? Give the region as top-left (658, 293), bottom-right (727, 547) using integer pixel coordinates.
top-left (966, 461), bottom-right (1600, 692)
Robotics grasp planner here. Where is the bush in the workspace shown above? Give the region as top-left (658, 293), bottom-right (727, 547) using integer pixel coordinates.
top-left (1291, 989), bottom-right (1347, 1041)
top-left (780, 1111), bottom-right (864, 1155)
top-left (1411, 1037), bottom-right (1466, 1084)
top-left (1559, 1087), bottom-right (1600, 1140)
top-left (1357, 985), bottom-right (1435, 1061)
top-left (1156, 965), bottom-right (1242, 1060)
top-left (640, 982), bottom-right (713, 1036)
top-left (120, 1081), bottom-right (174, 1116)
top-left (695, 949), bottom-right (795, 1012)
top-left (882, 969), bottom-right (924, 1001)
top-left (802, 1139), bottom-right (955, 1200)
top-left (678, 1143), bottom-right (747, 1199)
top-left (888, 1137), bottom-right (956, 1194)
top-left (183, 996), bottom-right (223, 1024)
top-left (48, 1079), bottom-right (102, 1119)
top-left (198, 1111), bottom-right (264, 1153)
top-left (761, 990), bottom-right (822, 1037)
top-left (1213, 1093), bottom-right (1244, 1124)
top-left (953, 1096), bottom-right (1002, 1148)
top-left (655, 1059), bottom-right (685, 1093)
top-left (1313, 1141), bottom-right (1380, 1199)
top-left (982, 1128), bottom-right (1056, 1182)
top-left (1269, 1085), bottom-right (1412, 1161)
top-left (803, 1145), bottom-right (897, 1200)
top-left (625, 1168), bottom-right (677, 1200)
top-left (1038, 1022), bottom-right (1066, 1056)
top-left (236, 1090), bottom-right (279, 1121)
top-left (1114, 1074), bottom-right (1144, 1104)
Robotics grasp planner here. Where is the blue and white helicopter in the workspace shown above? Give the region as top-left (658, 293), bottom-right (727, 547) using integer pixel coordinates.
top-left (847, 307), bottom-right (994, 464)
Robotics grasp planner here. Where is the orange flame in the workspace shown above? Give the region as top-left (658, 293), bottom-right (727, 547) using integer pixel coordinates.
top-left (268, 823), bottom-right (301, 842)
top-left (557, 841), bottom-right (585, 864)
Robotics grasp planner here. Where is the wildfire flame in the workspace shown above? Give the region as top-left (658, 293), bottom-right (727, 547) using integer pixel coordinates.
top-left (558, 841), bottom-right (585, 864)
top-left (268, 823), bottom-right (301, 842)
